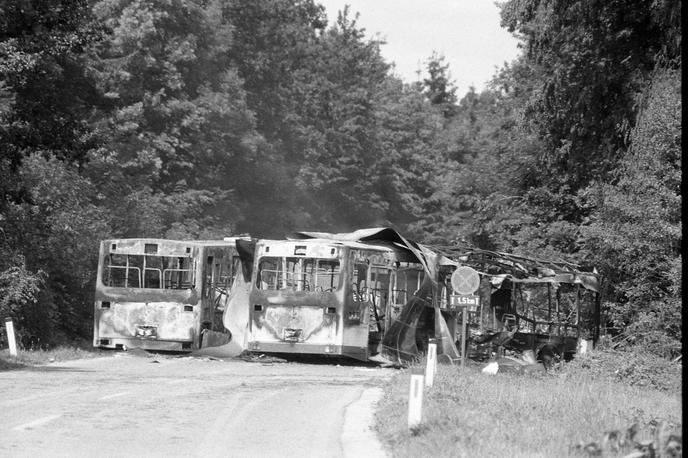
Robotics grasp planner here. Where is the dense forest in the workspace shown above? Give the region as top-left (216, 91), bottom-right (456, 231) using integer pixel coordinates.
top-left (0, 0), bottom-right (681, 357)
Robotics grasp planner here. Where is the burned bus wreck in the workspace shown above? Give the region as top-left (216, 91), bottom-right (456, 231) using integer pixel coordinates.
top-left (227, 230), bottom-right (427, 362)
top-left (222, 228), bottom-right (600, 367)
top-left (94, 238), bottom-right (240, 351)
top-left (381, 244), bottom-right (601, 366)
top-left (442, 247), bottom-right (600, 365)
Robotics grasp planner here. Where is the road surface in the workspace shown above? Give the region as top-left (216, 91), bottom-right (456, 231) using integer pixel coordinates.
top-left (0, 351), bottom-right (393, 457)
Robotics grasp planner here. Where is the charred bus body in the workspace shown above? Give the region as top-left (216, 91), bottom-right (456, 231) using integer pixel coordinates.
top-left (432, 247), bottom-right (601, 366)
top-left (246, 238), bottom-right (424, 361)
top-left (239, 229), bottom-right (601, 366)
top-left (93, 238), bottom-right (239, 351)
top-left (92, 230), bottom-right (600, 366)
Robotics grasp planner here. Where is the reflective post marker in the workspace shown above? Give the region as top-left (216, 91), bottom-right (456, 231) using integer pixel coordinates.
top-left (425, 338), bottom-right (437, 387)
top-left (407, 367), bottom-right (424, 429)
top-left (5, 318), bottom-right (17, 357)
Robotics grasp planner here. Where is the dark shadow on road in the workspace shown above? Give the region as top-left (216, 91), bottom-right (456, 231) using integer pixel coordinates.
top-left (251, 353), bottom-right (385, 368)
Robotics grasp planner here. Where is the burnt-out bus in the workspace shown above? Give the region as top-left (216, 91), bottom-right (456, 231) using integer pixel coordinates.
top-left (245, 237), bottom-right (425, 361)
top-left (432, 246), bottom-right (601, 365)
top-left (93, 238), bottom-right (240, 351)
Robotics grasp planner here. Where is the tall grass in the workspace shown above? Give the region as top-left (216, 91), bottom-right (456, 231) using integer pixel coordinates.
top-left (0, 345), bottom-right (103, 370)
top-left (375, 356), bottom-right (681, 457)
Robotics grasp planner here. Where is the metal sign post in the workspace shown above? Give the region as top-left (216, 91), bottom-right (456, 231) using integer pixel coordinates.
top-left (450, 266), bottom-right (481, 370)
top-left (449, 295), bottom-right (480, 369)
top-left (461, 306), bottom-right (467, 369)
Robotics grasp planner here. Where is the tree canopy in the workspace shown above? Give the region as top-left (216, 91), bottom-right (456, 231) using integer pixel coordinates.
top-left (0, 0), bottom-right (681, 356)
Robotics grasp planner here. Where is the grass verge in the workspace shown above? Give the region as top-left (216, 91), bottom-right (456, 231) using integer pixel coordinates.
top-left (375, 352), bottom-right (682, 458)
top-left (0, 344), bottom-right (104, 370)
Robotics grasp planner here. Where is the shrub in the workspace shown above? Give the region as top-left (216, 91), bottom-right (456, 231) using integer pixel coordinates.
top-left (560, 348), bottom-right (682, 393)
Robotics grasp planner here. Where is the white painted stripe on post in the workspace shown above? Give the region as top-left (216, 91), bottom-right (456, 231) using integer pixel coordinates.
top-left (407, 368), bottom-right (424, 429)
top-left (12, 414), bottom-right (61, 431)
top-left (425, 341), bottom-right (437, 387)
top-left (5, 318), bottom-right (17, 357)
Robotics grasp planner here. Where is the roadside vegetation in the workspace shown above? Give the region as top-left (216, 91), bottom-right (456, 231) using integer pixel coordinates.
top-left (0, 341), bottom-right (103, 371)
top-left (375, 350), bottom-right (682, 457)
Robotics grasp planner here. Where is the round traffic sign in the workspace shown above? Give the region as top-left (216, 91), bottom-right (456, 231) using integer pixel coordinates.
top-left (451, 266), bottom-right (481, 295)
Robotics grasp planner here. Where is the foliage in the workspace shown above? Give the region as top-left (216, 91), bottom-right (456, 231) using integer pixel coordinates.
top-left (473, 0), bottom-right (684, 269)
top-left (0, 0), bottom-right (681, 353)
top-left (88, 0), bottom-right (258, 237)
top-left (0, 255), bottom-right (45, 345)
top-left (0, 0), bottom-right (107, 345)
top-left (499, 0), bottom-right (681, 190)
top-left (422, 52), bottom-right (458, 118)
top-left (218, 0), bottom-right (328, 235)
top-left (0, 0), bottom-right (105, 167)
top-left (1, 154), bottom-right (110, 343)
top-left (582, 68), bottom-right (681, 356)
top-left (222, 0), bottom-right (327, 141)
top-left (416, 60), bottom-right (548, 251)
top-left (561, 348), bottom-right (682, 393)
top-left (374, 78), bottom-right (448, 234)
top-left (416, 0), bottom-right (682, 354)
top-left (290, 8), bottom-right (392, 229)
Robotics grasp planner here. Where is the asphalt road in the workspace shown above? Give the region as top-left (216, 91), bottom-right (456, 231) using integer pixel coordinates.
top-left (0, 351), bottom-right (393, 458)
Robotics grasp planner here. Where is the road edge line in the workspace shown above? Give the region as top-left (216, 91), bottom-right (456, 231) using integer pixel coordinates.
top-left (341, 387), bottom-right (387, 458)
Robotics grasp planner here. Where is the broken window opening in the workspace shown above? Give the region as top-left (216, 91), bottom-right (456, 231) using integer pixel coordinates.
top-left (102, 254), bottom-right (195, 290)
top-left (316, 260), bottom-right (340, 292)
top-left (352, 262), bottom-right (369, 302)
top-left (392, 266), bottom-right (424, 306)
top-left (257, 257), bottom-right (340, 292)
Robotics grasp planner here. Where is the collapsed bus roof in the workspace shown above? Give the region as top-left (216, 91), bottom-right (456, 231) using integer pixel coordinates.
top-left (262, 237), bottom-right (399, 252)
top-left (429, 245), bottom-right (600, 292)
top-left (289, 228), bottom-right (599, 292)
top-left (289, 227), bottom-right (450, 282)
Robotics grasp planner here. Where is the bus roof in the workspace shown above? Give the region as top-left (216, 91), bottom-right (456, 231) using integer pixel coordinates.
top-left (258, 237), bottom-right (403, 253)
top-left (102, 238), bottom-right (236, 246)
top-left (101, 238), bottom-right (237, 256)
top-left (288, 228), bottom-right (443, 279)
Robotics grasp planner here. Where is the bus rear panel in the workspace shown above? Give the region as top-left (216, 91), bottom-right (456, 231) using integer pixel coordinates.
top-left (248, 239), bottom-right (423, 361)
top-left (93, 239), bottom-right (237, 351)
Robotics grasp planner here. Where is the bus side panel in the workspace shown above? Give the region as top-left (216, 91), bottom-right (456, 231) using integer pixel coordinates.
top-left (199, 246), bottom-right (238, 333)
top-left (94, 301), bottom-right (198, 349)
top-left (340, 254), bottom-right (370, 361)
top-left (340, 292), bottom-right (370, 361)
top-left (93, 241), bottom-right (107, 348)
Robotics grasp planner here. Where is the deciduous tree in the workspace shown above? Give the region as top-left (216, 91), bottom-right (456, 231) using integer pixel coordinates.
top-left (583, 68), bottom-right (681, 356)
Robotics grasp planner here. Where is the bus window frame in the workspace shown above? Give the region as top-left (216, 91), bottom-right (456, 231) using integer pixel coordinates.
top-left (102, 253), bottom-right (196, 290)
top-left (256, 256), bottom-right (341, 292)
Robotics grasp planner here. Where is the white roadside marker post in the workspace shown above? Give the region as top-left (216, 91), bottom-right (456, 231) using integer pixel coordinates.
top-left (5, 317), bottom-right (18, 357)
top-left (407, 367), bottom-right (424, 430)
top-left (425, 338), bottom-right (437, 387)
